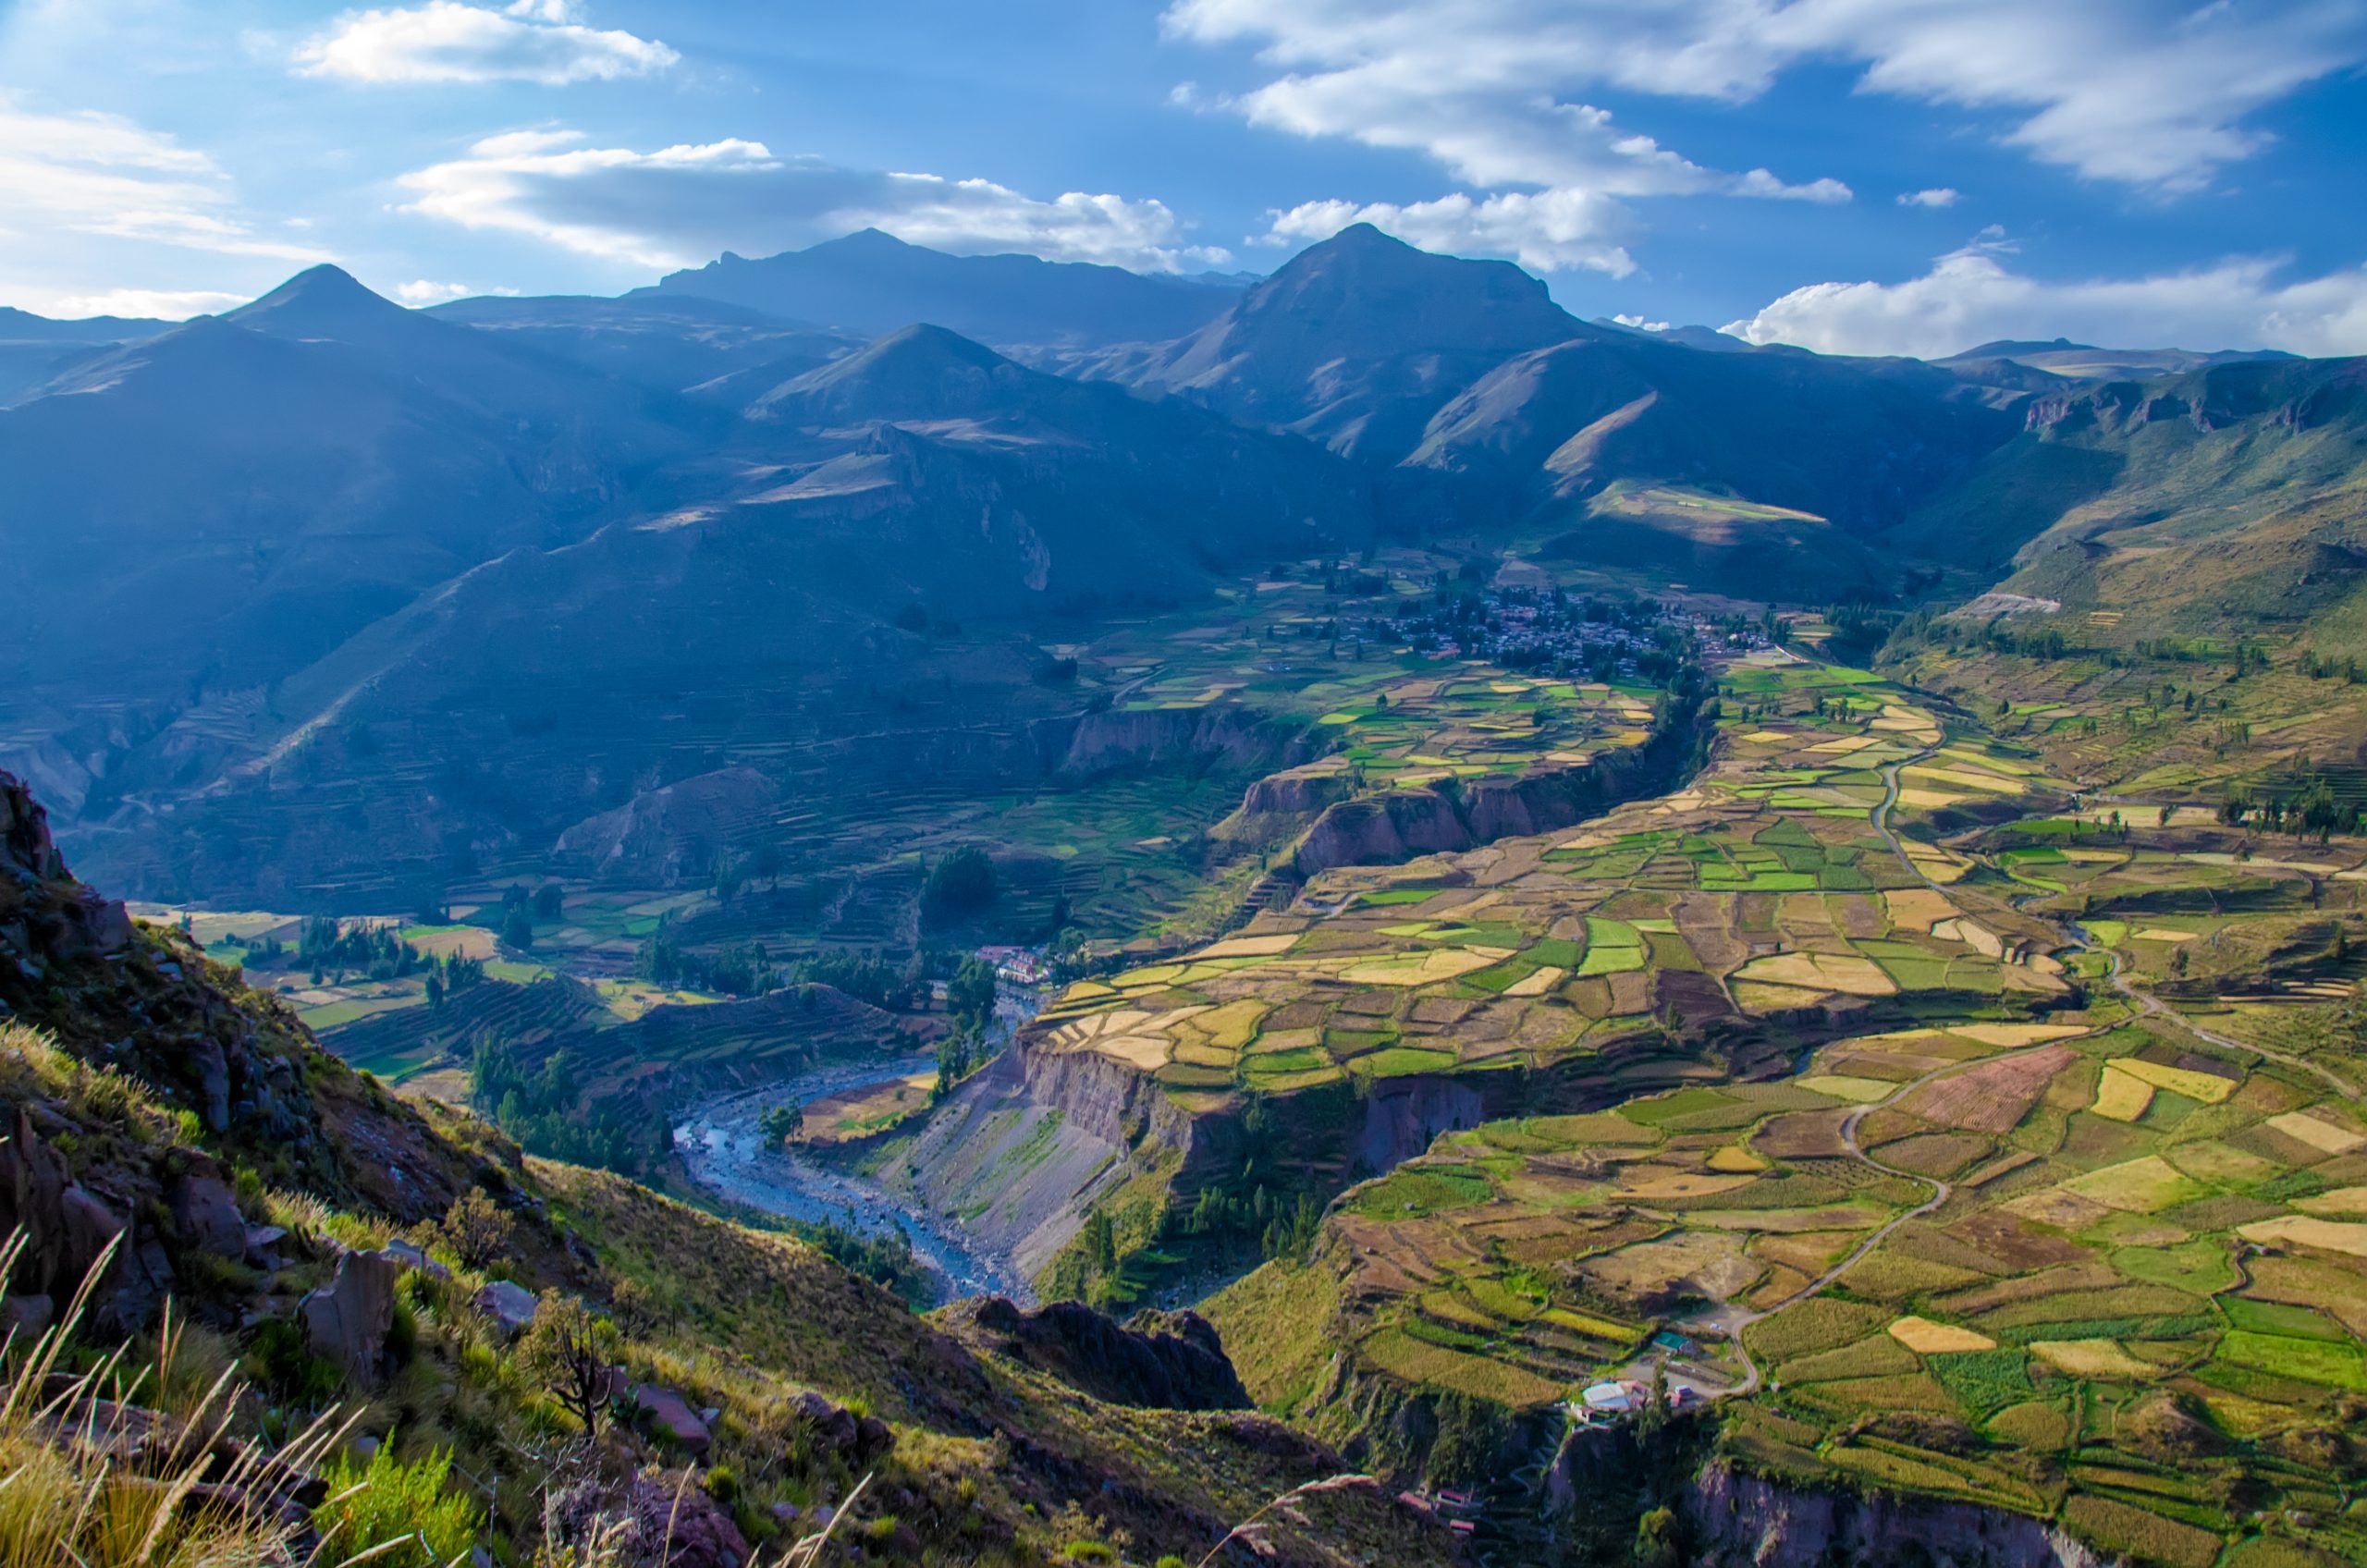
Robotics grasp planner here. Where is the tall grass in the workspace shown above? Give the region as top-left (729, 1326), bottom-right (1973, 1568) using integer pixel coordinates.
top-left (0, 1231), bottom-right (386, 1568)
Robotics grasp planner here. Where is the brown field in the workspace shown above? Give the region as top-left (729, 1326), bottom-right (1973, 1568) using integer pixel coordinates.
top-left (1756, 1109), bottom-right (1851, 1158)
top-left (1895, 1045), bottom-right (2077, 1133)
top-left (1874, 1132), bottom-right (1993, 1178)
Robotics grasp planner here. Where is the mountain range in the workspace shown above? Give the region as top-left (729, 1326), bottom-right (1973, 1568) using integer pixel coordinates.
top-left (3, 222), bottom-right (2361, 903)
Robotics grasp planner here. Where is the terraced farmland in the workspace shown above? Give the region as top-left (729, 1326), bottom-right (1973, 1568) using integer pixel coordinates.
top-left (1187, 657), bottom-right (2367, 1567)
top-left (1024, 656), bottom-right (2073, 1115)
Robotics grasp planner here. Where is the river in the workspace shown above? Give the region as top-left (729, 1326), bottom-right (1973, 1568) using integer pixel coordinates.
top-left (672, 1054), bottom-right (1036, 1305)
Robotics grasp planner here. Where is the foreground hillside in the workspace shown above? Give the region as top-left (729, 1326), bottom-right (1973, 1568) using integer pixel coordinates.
top-left (0, 767), bottom-right (1451, 1568)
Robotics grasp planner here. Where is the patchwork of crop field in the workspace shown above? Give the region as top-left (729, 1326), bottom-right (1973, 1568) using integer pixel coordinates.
top-left (1027, 660), bottom-right (2073, 1114)
top-left (1202, 662), bottom-right (2367, 1567)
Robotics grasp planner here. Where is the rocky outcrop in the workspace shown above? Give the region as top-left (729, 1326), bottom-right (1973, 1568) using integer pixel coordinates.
top-left (1355, 1077), bottom-right (1486, 1174)
top-left (1685, 1462), bottom-right (2109, 1568)
top-left (788, 1389), bottom-right (895, 1465)
top-left (948, 1297), bottom-right (1250, 1411)
top-left (3, 772), bottom-right (492, 1229)
top-left (0, 1104), bottom-right (175, 1332)
top-left (545, 1469), bottom-right (753, 1568)
top-left (1, 770), bottom-right (132, 969)
top-left (301, 1249), bottom-right (401, 1388)
top-left (1290, 742), bottom-right (1678, 880)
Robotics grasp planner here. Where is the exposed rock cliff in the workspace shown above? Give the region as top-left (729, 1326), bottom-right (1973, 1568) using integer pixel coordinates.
top-left (1684, 1462), bottom-right (2110, 1568)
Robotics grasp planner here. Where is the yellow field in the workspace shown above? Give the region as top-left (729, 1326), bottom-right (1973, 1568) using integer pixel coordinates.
top-left (1889, 1317), bottom-right (1996, 1354)
top-left (1797, 1074), bottom-right (1896, 1103)
top-left (2238, 1216), bottom-right (2367, 1258)
top-left (2265, 1112), bottom-right (2367, 1155)
top-left (2109, 1058), bottom-right (2237, 1104)
top-left (2091, 1066), bottom-right (2155, 1121)
top-left (2059, 1157), bottom-right (2196, 1214)
top-left (1735, 952), bottom-right (1896, 995)
top-left (2295, 1187), bottom-right (2367, 1215)
top-left (2030, 1340), bottom-right (2160, 1378)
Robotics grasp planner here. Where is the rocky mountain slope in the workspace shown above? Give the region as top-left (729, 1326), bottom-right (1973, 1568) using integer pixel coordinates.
top-left (2, 764), bottom-right (1453, 1566)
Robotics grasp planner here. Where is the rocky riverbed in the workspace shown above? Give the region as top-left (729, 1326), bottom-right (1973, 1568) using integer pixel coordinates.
top-left (673, 1057), bottom-right (1036, 1305)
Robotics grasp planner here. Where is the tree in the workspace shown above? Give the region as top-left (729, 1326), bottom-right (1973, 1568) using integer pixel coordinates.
top-left (760, 1102), bottom-right (803, 1143)
top-left (749, 840), bottom-right (786, 890)
top-left (522, 1294), bottom-right (619, 1435)
top-left (946, 957), bottom-right (998, 1033)
top-left (1633, 1507), bottom-right (1684, 1568)
top-left (934, 1033), bottom-right (975, 1100)
top-left (1082, 1208), bottom-right (1118, 1278)
top-left (533, 883), bottom-right (563, 919)
top-left (436, 1188), bottom-right (515, 1269)
top-left (921, 846), bottom-right (998, 926)
top-left (713, 852), bottom-right (745, 905)
top-left (498, 901), bottom-right (534, 953)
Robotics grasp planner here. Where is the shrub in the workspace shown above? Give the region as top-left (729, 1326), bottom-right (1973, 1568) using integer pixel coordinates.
top-left (314, 1444), bottom-right (484, 1568)
top-left (435, 1189), bottom-right (515, 1269)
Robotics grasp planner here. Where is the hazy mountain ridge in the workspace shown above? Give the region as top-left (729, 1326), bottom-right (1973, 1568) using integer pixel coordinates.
top-left (647, 227), bottom-right (1244, 349)
top-left (6, 227), bottom-right (2365, 902)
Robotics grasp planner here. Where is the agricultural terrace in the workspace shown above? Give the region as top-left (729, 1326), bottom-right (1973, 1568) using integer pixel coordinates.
top-left (1207, 681), bottom-right (2367, 1567)
top-left (1024, 657), bottom-right (2075, 1115)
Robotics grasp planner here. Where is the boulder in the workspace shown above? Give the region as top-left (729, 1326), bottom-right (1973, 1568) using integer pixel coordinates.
top-left (544, 1470), bottom-right (751, 1568)
top-left (625, 1472), bottom-right (748, 1568)
top-left (301, 1249), bottom-right (400, 1388)
top-left (474, 1280), bottom-right (539, 1332)
top-left (633, 1384), bottom-right (712, 1456)
top-left (168, 1167), bottom-right (247, 1259)
top-left (788, 1390), bottom-right (893, 1465)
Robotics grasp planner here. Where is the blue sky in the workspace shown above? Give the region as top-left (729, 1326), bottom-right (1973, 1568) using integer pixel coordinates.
top-left (3, 0), bottom-right (2365, 356)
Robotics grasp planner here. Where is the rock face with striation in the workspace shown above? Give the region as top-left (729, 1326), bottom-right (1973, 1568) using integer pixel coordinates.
top-left (1684, 1462), bottom-right (2111, 1568)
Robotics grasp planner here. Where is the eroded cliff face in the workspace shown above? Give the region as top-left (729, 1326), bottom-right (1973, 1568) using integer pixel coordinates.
top-left (1683, 1462), bottom-right (2109, 1568)
top-left (872, 1040), bottom-right (1203, 1287)
top-left (1214, 700), bottom-right (1701, 884)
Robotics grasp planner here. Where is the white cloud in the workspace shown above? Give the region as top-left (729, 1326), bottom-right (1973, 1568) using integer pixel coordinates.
top-left (1725, 243), bottom-right (2367, 360)
top-left (393, 278), bottom-right (477, 303)
top-left (41, 287), bottom-right (245, 320)
top-left (1613, 313), bottom-right (1672, 332)
top-left (1259, 190), bottom-right (1636, 276)
top-left (1897, 188), bottom-right (1960, 209)
top-left (1166, 0), bottom-right (2367, 194)
top-left (397, 130), bottom-right (1229, 273)
top-left (294, 1), bottom-right (678, 85)
top-left (0, 97), bottom-right (329, 263)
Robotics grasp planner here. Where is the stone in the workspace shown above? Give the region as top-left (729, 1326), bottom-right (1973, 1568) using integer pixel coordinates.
top-left (787, 1390), bottom-right (893, 1465)
top-left (4, 1292), bottom-right (54, 1339)
top-left (633, 1383), bottom-right (712, 1456)
top-left (473, 1280), bottom-right (539, 1332)
top-left (301, 1249), bottom-right (400, 1388)
top-left (169, 1169), bottom-right (247, 1258)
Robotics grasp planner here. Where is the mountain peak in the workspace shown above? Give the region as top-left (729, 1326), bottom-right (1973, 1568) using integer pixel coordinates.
top-left (228, 264), bottom-right (409, 337)
top-left (755, 321), bottom-right (1028, 421)
top-left (824, 227), bottom-right (914, 254)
